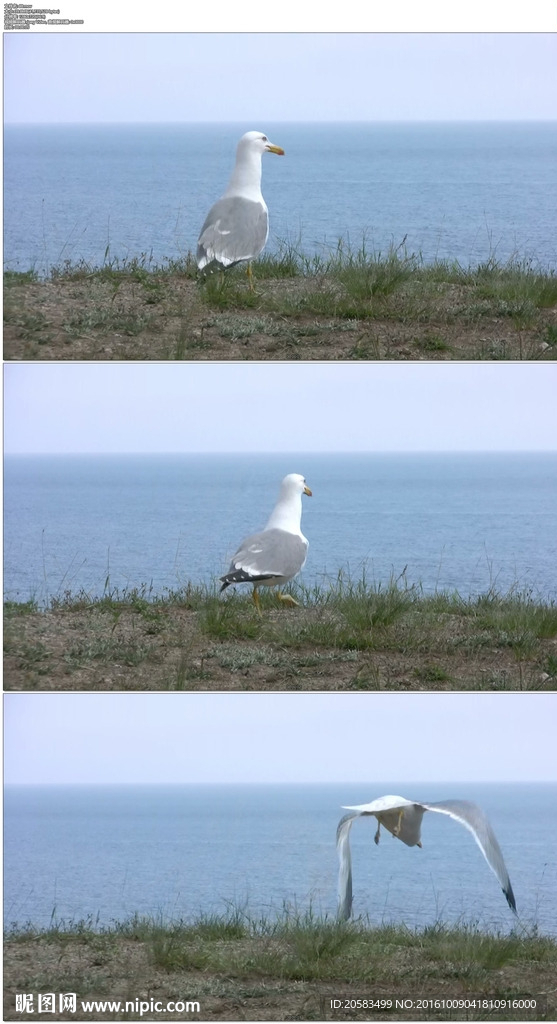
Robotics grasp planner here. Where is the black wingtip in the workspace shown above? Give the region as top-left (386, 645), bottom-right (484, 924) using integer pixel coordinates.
top-left (504, 885), bottom-right (518, 914)
top-left (220, 569), bottom-right (252, 589)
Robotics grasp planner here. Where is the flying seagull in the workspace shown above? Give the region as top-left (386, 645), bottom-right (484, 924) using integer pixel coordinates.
top-left (220, 473), bottom-right (312, 614)
top-left (197, 130), bottom-right (285, 287)
top-left (337, 794), bottom-right (517, 921)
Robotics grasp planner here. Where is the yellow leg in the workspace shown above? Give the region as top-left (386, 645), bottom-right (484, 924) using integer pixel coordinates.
top-left (252, 588), bottom-right (262, 617)
top-left (246, 262), bottom-right (255, 292)
top-left (277, 592), bottom-right (299, 608)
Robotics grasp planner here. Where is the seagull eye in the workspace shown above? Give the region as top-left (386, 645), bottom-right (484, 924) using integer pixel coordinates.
top-left (262, 136), bottom-right (267, 142)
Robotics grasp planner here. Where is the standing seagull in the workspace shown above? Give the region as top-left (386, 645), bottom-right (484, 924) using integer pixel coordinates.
top-left (337, 794), bottom-right (517, 921)
top-left (197, 130), bottom-right (285, 286)
top-left (220, 473), bottom-right (312, 614)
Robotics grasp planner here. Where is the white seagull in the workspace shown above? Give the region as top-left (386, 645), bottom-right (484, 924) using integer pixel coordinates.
top-left (197, 130), bottom-right (285, 286)
top-left (220, 473), bottom-right (311, 614)
top-left (337, 794), bottom-right (517, 921)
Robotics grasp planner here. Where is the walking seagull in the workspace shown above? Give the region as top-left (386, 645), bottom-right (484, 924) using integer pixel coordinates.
top-left (197, 130), bottom-right (285, 287)
top-left (337, 794), bottom-right (517, 920)
top-left (220, 473), bottom-right (312, 614)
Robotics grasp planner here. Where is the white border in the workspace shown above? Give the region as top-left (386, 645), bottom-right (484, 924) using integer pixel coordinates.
top-left (3, 0), bottom-right (557, 33)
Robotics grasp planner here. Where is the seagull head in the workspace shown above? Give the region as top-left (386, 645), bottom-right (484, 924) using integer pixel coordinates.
top-left (281, 473), bottom-right (312, 498)
top-left (239, 131), bottom-right (285, 157)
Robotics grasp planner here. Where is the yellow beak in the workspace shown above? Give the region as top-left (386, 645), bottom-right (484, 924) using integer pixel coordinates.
top-left (304, 485), bottom-right (312, 497)
top-left (266, 144), bottom-right (285, 156)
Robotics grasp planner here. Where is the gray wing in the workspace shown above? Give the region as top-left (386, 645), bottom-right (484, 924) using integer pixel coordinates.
top-left (420, 800), bottom-right (517, 913)
top-left (220, 528), bottom-right (308, 588)
top-left (197, 196), bottom-right (269, 269)
top-left (336, 812), bottom-right (358, 920)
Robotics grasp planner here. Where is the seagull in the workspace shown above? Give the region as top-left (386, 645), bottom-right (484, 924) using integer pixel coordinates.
top-left (337, 794), bottom-right (517, 921)
top-left (220, 473), bottom-right (312, 614)
top-left (197, 130), bottom-right (285, 287)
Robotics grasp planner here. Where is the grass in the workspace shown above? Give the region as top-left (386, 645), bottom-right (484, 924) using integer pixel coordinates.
top-left (197, 243), bottom-right (557, 324)
top-left (4, 241), bottom-right (556, 360)
top-left (4, 906), bottom-right (556, 1020)
top-left (4, 575), bottom-right (557, 691)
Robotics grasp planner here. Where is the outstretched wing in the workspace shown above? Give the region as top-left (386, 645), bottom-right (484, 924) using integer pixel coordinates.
top-left (419, 799), bottom-right (517, 913)
top-left (336, 812), bottom-right (358, 921)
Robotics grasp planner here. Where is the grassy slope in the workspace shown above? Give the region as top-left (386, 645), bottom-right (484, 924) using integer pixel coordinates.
top-left (4, 579), bottom-right (557, 691)
top-left (4, 912), bottom-right (556, 1021)
top-left (4, 246), bottom-right (557, 360)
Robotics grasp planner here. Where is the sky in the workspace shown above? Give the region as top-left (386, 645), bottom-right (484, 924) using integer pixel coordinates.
top-left (4, 363), bottom-right (557, 455)
top-left (4, 33), bottom-right (557, 125)
top-left (4, 692), bottom-right (556, 785)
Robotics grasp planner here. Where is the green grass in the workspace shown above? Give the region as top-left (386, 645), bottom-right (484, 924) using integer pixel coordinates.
top-left (5, 906), bottom-right (555, 1019)
top-left (414, 332), bottom-right (452, 353)
top-left (64, 635), bottom-right (158, 669)
top-left (47, 252), bottom-right (199, 283)
top-left (64, 307), bottom-right (153, 337)
top-left (3, 309), bottom-right (52, 341)
top-left (3, 598), bottom-right (39, 616)
top-left (5, 575), bottom-right (557, 691)
top-left (543, 324), bottom-right (557, 346)
top-left (3, 268), bottom-right (39, 285)
top-left (7, 241), bottom-right (557, 316)
top-left (6, 905), bottom-right (554, 981)
top-left (43, 580), bottom-right (213, 613)
top-left (202, 248), bottom-right (556, 357)
top-left (413, 663), bottom-right (455, 684)
top-left (7, 575), bottom-right (557, 661)
top-left (206, 574), bottom-right (557, 662)
top-left (6, 240), bottom-right (556, 363)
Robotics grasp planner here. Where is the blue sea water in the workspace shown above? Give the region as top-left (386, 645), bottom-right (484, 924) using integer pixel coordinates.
top-left (4, 122), bottom-right (557, 275)
top-left (4, 452), bottom-right (557, 606)
top-left (4, 783), bottom-right (556, 935)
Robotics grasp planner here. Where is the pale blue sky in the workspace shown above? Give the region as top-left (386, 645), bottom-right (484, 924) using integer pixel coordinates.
top-left (4, 363), bottom-right (557, 454)
top-left (4, 33), bottom-right (557, 124)
top-left (4, 693), bottom-right (556, 784)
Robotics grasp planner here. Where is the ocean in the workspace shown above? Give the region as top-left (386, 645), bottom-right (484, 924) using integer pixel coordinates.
top-left (4, 452), bottom-right (557, 607)
top-left (4, 782), bottom-right (556, 935)
top-left (4, 122), bottom-right (557, 275)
